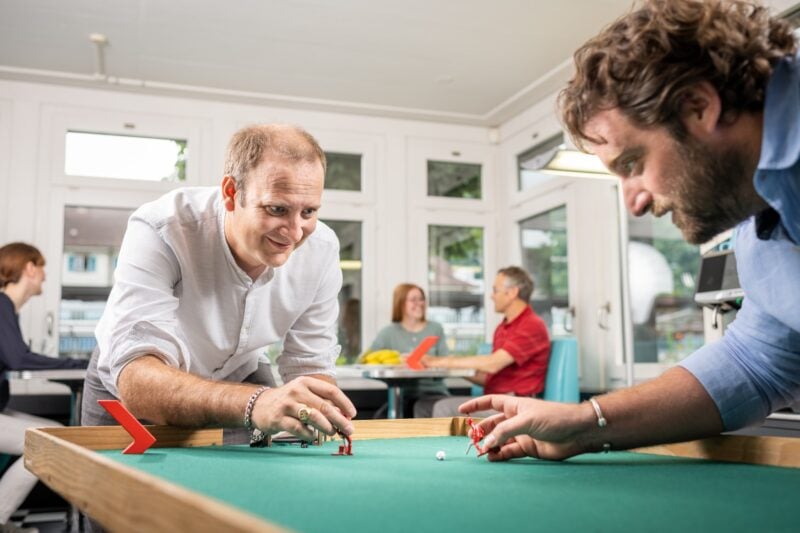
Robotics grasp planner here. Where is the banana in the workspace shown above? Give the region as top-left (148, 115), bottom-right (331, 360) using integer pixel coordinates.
top-left (360, 349), bottom-right (401, 365)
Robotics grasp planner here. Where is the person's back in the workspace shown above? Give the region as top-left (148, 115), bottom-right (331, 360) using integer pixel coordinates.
top-left (0, 242), bottom-right (87, 529)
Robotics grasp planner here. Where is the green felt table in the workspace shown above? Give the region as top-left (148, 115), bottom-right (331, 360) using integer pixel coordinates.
top-left (24, 419), bottom-right (800, 533)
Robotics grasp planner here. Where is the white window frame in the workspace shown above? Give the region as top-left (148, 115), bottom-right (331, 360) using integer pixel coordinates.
top-left (408, 138), bottom-right (496, 212)
top-left (318, 203), bottom-right (377, 355)
top-left (311, 129), bottom-right (381, 206)
top-left (43, 105), bottom-right (204, 191)
top-left (410, 209), bottom-right (497, 344)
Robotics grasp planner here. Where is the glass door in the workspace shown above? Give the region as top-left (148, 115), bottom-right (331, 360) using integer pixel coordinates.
top-left (519, 205), bottom-right (572, 335)
top-left (510, 179), bottom-right (625, 393)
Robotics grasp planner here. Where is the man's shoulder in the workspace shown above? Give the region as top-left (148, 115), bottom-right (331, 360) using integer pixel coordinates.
top-left (516, 307), bottom-right (547, 331)
top-left (132, 187), bottom-right (220, 230)
top-left (298, 221), bottom-right (340, 254)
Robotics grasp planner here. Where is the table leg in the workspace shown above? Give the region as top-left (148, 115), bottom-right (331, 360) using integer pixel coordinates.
top-left (71, 388), bottom-right (83, 427)
top-left (70, 387), bottom-right (84, 530)
top-left (387, 385), bottom-right (403, 419)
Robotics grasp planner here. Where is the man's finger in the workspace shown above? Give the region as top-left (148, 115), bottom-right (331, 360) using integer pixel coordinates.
top-left (458, 394), bottom-right (509, 414)
top-left (303, 378), bottom-right (357, 419)
top-left (281, 416), bottom-right (317, 441)
top-left (299, 403), bottom-right (336, 436)
top-left (478, 416), bottom-right (530, 454)
top-left (474, 413), bottom-right (505, 435)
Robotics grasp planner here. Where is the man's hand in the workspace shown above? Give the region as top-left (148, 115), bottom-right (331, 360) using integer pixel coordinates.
top-left (251, 376), bottom-right (357, 441)
top-left (420, 355), bottom-right (449, 368)
top-left (458, 395), bottom-right (589, 461)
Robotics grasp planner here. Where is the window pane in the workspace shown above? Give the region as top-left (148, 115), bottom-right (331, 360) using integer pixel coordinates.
top-left (628, 213), bottom-right (703, 364)
top-left (322, 219), bottom-right (363, 364)
top-left (427, 160), bottom-right (482, 199)
top-left (324, 152), bottom-right (361, 191)
top-left (60, 206), bottom-right (133, 359)
top-left (519, 206), bottom-right (569, 334)
top-left (427, 225), bottom-right (484, 354)
top-left (65, 131), bottom-right (187, 182)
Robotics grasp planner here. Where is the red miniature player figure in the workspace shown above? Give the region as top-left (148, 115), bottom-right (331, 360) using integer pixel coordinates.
top-left (331, 430), bottom-right (353, 456)
top-left (465, 417), bottom-right (484, 456)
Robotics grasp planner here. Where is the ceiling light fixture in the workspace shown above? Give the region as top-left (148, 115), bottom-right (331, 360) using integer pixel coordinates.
top-left (519, 133), bottom-right (613, 179)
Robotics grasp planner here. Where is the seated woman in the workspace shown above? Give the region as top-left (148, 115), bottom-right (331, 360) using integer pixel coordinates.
top-left (368, 283), bottom-right (449, 417)
top-left (0, 242), bottom-right (88, 531)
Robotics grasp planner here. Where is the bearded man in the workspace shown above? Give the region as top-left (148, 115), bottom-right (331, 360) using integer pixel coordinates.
top-left (460, 0), bottom-right (800, 462)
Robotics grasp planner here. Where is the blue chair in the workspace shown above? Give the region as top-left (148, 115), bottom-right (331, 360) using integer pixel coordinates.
top-left (0, 454), bottom-right (12, 474)
top-left (469, 337), bottom-right (579, 402)
top-left (543, 337), bottom-right (580, 403)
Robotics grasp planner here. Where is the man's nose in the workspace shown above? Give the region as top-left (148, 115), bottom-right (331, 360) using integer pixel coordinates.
top-left (282, 214), bottom-right (305, 242)
top-left (621, 179), bottom-right (652, 217)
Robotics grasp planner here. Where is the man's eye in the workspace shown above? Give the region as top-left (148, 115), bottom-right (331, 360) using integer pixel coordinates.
top-left (265, 206), bottom-right (286, 215)
top-left (623, 159), bottom-right (637, 175)
top-left (302, 208), bottom-right (318, 218)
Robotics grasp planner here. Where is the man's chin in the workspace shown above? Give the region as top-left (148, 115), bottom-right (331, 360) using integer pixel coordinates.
top-left (262, 254), bottom-right (291, 268)
top-left (677, 218), bottom-right (731, 245)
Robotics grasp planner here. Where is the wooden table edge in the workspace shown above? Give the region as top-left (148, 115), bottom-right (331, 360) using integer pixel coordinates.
top-left (24, 419), bottom-right (800, 533)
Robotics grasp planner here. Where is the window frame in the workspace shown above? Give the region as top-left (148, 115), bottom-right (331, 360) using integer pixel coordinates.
top-left (44, 106), bottom-right (204, 191)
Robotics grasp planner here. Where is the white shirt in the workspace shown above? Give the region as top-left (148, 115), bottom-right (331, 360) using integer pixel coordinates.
top-left (95, 187), bottom-right (342, 397)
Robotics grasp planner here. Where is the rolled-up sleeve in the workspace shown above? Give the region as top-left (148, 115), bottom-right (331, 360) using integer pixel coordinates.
top-left (680, 301), bottom-right (800, 431)
top-left (96, 218), bottom-right (192, 396)
top-left (278, 243), bottom-right (343, 382)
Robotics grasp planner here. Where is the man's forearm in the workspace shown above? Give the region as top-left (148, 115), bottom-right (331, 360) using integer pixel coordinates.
top-left (574, 367), bottom-right (724, 453)
top-left (117, 355), bottom-right (256, 427)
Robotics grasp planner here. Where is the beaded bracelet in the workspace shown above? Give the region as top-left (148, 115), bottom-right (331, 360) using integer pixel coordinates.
top-left (244, 386), bottom-right (270, 445)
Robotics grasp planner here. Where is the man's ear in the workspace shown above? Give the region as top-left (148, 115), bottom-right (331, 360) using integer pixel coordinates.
top-left (221, 176), bottom-right (237, 212)
top-left (680, 81), bottom-right (722, 140)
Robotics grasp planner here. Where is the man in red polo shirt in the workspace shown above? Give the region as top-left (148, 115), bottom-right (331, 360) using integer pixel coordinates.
top-left (416, 266), bottom-right (551, 417)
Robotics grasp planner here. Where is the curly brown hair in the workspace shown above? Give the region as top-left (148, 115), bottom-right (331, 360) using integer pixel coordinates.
top-left (559, 0), bottom-right (796, 149)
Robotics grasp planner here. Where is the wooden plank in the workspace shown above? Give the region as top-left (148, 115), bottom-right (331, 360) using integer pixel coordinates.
top-left (635, 435), bottom-right (800, 469)
top-left (37, 425), bottom-right (224, 450)
top-left (25, 428), bottom-right (287, 533)
top-left (351, 417), bottom-right (466, 439)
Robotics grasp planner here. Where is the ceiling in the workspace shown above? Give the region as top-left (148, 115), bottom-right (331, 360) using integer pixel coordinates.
top-left (1, 0), bottom-right (797, 126)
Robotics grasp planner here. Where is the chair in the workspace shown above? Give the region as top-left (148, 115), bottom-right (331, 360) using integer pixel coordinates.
top-left (543, 337), bottom-right (579, 403)
top-left (470, 337), bottom-right (579, 403)
top-left (0, 454), bottom-right (12, 474)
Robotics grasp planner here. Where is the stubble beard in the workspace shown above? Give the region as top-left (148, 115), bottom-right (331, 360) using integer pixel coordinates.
top-left (668, 138), bottom-right (761, 245)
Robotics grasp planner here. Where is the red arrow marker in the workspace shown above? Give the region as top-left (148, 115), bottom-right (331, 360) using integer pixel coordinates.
top-left (405, 336), bottom-right (439, 370)
top-left (98, 400), bottom-right (156, 454)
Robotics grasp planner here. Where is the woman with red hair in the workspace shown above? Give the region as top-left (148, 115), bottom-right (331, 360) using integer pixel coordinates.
top-left (0, 242), bottom-right (87, 529)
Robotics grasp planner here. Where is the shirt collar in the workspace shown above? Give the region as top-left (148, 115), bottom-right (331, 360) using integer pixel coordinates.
top-left (757, 52), bottom-right (800, 171)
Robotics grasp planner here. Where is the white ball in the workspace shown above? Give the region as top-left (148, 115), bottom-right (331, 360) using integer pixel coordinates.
top-left (436, 450), bottom-right (446, 461)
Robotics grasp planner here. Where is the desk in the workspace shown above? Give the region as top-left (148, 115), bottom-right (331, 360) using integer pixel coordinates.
top-left (7, 369), bottom-right (86, 426)
top-left (359, 367), bottom-right (476, 418)
top-left (25, 419), bottom-right (800, 533)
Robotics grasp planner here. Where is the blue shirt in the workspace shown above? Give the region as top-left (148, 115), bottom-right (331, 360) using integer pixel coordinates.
top-left (680, 53), bottom-right (800, 430)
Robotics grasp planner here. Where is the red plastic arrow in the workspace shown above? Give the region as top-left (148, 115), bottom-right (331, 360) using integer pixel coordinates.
top-left (405, 335), bottom-right (440, 370)
top-left (98, 399), bottom-right (156, 454)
